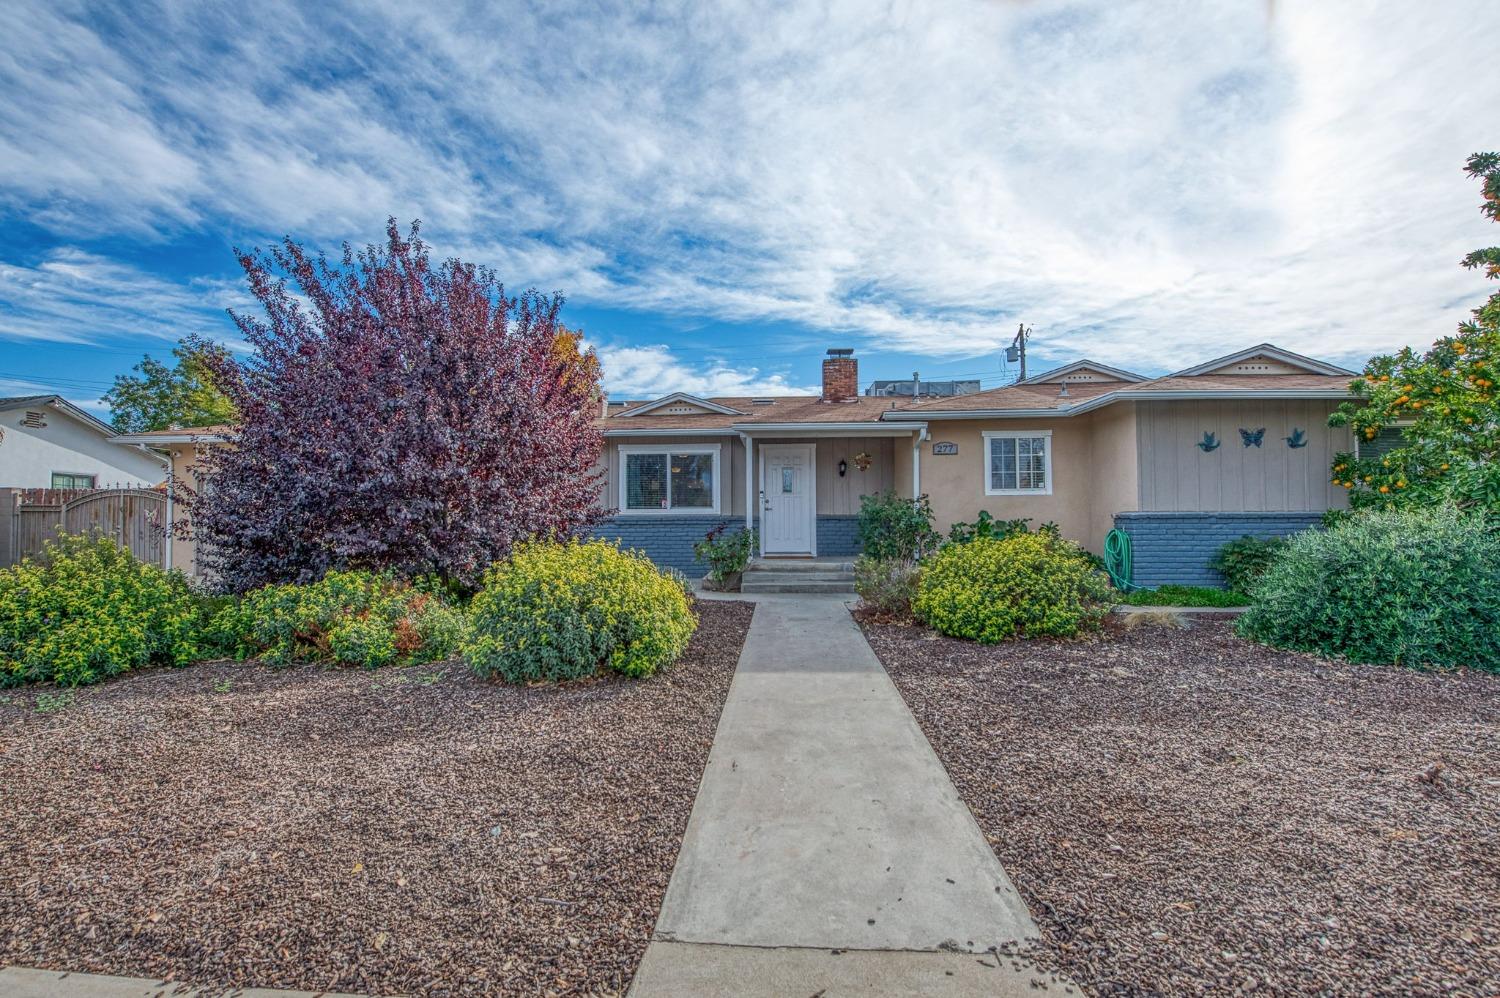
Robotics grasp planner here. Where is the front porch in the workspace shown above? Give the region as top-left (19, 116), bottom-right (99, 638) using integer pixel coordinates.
top-left (735, 424), bottom-right (927, 560)
top-left (595, 426), bottom-right (927, 574)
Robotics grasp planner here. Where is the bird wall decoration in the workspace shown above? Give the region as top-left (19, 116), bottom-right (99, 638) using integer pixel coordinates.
top-left (1197, 431), bottom-right (1220, 452)
top-left (1285, 427), bottom-right (1308, 449)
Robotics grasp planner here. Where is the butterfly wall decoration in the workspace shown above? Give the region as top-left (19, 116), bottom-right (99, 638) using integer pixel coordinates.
top-left (1197, 431), bottom-right (1220, 452)
top-left (1239, 427), bottom-right (1266, 448)
top-left (1284, 427), bottom-right (1308, 449)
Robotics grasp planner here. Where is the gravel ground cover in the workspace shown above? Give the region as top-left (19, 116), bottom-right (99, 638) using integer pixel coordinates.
top-left (0, 599), bottom-right (755, 997)
top-left (859, 612), bottom-right (1500, 996)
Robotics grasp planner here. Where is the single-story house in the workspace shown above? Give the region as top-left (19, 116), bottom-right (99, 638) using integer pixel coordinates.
top-left (114, 343), bottom-right (1363, 589)
top-left (0, 395), bottom-right (168, 489)
top-left (593, 343), bottom-right (1358, 586)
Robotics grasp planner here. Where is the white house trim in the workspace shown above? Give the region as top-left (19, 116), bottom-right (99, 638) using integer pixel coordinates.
top-left (734, 421), bottom-right (928, 437)
top-left (1020, 359), bottom-right (1146, 384)
top-left (615, 393), bottom-right (745, 417)
top-left (616, 443), bottom-right (723, 516)
top-left (1169, 343), bottom-right (1356, 378)
top-left (982, 429), bottom-right (1054, 497)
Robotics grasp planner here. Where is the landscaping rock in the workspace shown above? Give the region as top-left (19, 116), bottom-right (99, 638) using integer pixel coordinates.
top-left (0, 600), bottom-right (755, 997)
top-left (859, 613), bottom-right (1500, 996)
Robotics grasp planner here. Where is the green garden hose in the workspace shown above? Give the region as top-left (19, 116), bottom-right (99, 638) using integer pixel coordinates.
top-left (1103, 527), bottom-right (1151, 592)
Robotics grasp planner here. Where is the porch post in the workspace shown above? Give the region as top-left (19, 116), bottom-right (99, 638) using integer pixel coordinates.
top-left (740, 433), bottom-right (754, 535)
top-left (912, 429), bottom-right (923, 499)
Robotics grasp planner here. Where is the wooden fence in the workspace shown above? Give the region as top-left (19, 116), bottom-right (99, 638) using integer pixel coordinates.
top-left (0, 487), bottom-right (168, 569)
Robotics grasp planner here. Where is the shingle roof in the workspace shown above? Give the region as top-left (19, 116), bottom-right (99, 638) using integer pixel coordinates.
top-left (0, 394), bottom-right (62, 409)
top-left (901, 380), bottom-right (1126, 412)
top-left (601, 395), bottom-right (916, 431)
top-left (1116, 374), bottom-right (1354, 394)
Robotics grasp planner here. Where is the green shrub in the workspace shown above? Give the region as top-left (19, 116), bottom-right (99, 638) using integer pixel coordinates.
top-left (915, 532), bottom-right (1111, 643)
top-left (1211, 535), bottom-right (1291, 594)
top-left (1235, 506), bottom-right (1500, 669)
top-left (463, 540), bottom-right (696, 682)
top-left (946, 511), bottom-right (1057, 545)
top-left (1119, 585), bottom-right (1250, 608)
top-left (854, 556), bottom-right (922, 618)
top-left (0, 533), bottom-right (211, 687)
top-left (693, 522), bottom-right (756, 582)
top-left (214, 570), bottom-right (466, 668)
top-left (857, 491), bottom-right (939, 560)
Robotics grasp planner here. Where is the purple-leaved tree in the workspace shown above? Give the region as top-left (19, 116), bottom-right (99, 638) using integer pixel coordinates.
top-left (185, 220), bottom-right (605, 592)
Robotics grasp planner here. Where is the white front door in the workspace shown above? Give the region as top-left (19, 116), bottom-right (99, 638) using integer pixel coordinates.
top-left (761, 444), bottom-right (815, 555)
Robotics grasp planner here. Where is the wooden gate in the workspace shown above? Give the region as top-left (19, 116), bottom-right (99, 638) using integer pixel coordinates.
top-left (1, 488), bottom-right (167, 569)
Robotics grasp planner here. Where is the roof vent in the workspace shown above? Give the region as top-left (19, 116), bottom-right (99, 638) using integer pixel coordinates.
top-left (751, 398), bottom-right (775, 405)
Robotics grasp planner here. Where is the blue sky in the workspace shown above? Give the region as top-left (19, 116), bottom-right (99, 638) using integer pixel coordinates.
top-left (1, 1), bottom-right (1496, 411)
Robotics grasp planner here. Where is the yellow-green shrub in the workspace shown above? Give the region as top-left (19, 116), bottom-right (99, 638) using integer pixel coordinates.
top-left (212, 569), bottom-right (467, 668)
top-left (0, 534), bottom-right (210, 686)
top-left (463, 539), bottom-right (696, 682)
top-left (914, 532), bottom-right (1111, 642)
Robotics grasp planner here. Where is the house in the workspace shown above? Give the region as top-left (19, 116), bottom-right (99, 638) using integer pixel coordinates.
top-left (593, 344), bottom-right (1357, 587)
top-left (115, 342), bottom-right (1360, 590)
top-left (866, 376), bottom-right (981, 398)
top-left (0, 395), bottom-right (168, 489)
top-left (105, 424), bottom-right (230, 577)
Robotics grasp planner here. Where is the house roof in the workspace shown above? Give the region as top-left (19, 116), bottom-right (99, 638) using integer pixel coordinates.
top-left (110, 424), bottom-right (235, 444)
top-left (600, 395), bottom-right (917, 433)
top-left (1019, 360), bottom-right (1146, 384)
top-left (895, 353), bottom-right (1356, 420)
top-left (900, 379), bottom-right (1126, 413)
top-left (613, 392), bottom-right (747, 417)
top-left (1168, 343), bottom-right (1356, 378)
top-left (0, 394), bottom-right (120, 437)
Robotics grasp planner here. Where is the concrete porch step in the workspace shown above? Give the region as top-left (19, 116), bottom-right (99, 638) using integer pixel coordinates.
top-left (746, 558), bottom-right (855, 573)
top-left (740, 577), bottom-right (856, 594)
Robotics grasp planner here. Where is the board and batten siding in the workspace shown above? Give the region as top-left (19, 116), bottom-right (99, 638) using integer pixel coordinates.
top-left (1137, 399), bottom-right (1351, 512)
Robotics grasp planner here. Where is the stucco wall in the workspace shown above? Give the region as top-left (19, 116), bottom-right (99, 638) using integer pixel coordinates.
top-left (1137, 399), bottom-right (1350, 512)
top-left (0, 406), bottom-right (166, 489)
top-left (920, 417), bottom-right (1100, 550)
top-left (1085, 403), bottom-right (1140, 544)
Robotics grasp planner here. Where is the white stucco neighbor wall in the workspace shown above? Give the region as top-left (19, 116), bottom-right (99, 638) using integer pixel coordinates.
top-left (0, 404), bottom-right (167, 488)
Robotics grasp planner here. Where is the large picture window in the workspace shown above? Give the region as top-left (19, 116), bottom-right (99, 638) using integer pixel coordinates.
top-left (620, 445), bottom-right (720, 513)
top-left (983, 430), bottom-right (1051, 496)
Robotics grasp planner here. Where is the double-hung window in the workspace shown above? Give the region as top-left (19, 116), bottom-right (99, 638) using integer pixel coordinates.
top-left (982, 430), bottom-right (1052, 496)
top-left (620, 445), bottom-right (720, 513)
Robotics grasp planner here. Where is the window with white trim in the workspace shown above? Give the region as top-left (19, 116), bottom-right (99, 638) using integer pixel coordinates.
top-left (983, 430), bottom-right (1052, 495)
top-left (620, 445), bottom-right (720, 512)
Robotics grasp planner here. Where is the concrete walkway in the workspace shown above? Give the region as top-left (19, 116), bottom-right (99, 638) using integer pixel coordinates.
top-left (631, 595), bottom-right (1045, 996)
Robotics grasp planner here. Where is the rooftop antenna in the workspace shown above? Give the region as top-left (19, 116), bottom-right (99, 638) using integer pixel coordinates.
top-left (1005, 323), bottom-right (1031, 382)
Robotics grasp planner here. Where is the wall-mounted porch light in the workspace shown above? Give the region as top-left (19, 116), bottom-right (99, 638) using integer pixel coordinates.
top-left (837, 458), bottom-right (848, 477)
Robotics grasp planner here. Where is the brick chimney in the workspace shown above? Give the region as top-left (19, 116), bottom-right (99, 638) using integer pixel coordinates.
top-left (822, 348), bottom-right (858, 402)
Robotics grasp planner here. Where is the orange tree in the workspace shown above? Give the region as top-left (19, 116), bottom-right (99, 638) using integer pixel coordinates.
top-left (1329, 152), bottom-right (1500, 513)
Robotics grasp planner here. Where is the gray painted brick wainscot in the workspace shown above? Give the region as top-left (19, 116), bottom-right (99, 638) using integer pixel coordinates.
top-left (1113, 511), bottom-right (1323, 588)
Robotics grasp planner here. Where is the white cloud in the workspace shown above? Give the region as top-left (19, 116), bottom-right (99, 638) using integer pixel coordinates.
top-left (0, 0), bottom-right (1496, 373)
top-left (590, 342), bottom-right (819, 399)
top-left (0, 250), bottom-right (244, 345)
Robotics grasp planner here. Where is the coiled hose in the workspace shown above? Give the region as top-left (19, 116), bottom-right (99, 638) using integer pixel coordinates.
top-left (1103, 527), bottom-right (1150, 592)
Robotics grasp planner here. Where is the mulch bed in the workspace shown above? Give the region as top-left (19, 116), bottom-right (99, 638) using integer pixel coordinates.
top-left (0, 599), bottom-right (755, 997)
top-left (859, 611), bottom-right (1500, 996)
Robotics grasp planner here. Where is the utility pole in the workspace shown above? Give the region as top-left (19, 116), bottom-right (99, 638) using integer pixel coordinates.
top-left (1006, 323), bottom-right (1031, 381)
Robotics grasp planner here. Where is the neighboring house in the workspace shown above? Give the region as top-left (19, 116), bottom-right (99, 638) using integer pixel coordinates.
top-left (107, 424), bottom-right (230, 577)
top-left (0, 395), bottom-right (167, 489)
top-left (866, 376), bottom-right (981, 398)
top-left (594, 344), bottom-right (1357, 586)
